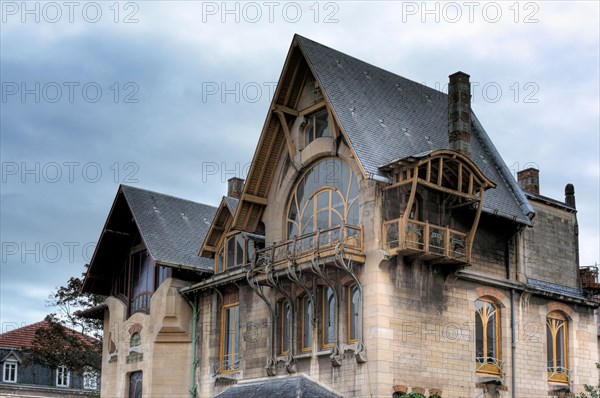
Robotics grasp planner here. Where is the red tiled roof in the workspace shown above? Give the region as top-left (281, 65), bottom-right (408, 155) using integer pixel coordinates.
top-left (0, 320), bottom-right (97, 349)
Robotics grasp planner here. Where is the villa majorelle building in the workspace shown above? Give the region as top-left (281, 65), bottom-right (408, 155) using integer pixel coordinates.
top-left (81, 35), bottom-right (598, 398)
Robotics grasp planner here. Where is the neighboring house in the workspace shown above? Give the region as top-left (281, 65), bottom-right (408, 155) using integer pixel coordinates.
top-left (81, 35), bottom-right (598, 398)
top-left (0, 321), bottom-right (100, 398)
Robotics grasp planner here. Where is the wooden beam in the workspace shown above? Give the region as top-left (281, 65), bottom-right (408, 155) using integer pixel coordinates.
top-left (299, 101), bottom-right (326, 116)
top-left (274, 109), bottom-right (297, 157)
top-left (242, 193), bottom-right (269, 206)
top-left (273, 104), bottom-right (299, 116)
top-left (418, 178), bottom-right (480, 202)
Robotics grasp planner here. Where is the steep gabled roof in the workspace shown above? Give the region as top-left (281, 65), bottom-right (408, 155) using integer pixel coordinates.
top-left (120, 185), bottom-right (217, 269)
top-left (295, 35), bottom-right (533, 224)
top-left (232, 35), bottom-right (533, 231)
top-left (83, 185), bottom-right (217, 294)
top-left (0, 321), bottom-right (97, 350)
top-left (199, 196), bottom-right (238, 257)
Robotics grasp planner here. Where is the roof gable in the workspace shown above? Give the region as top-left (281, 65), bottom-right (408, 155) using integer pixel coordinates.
top-left (199, 196), bottom-right (238, 257)
top-left (0, 321), bottom-right (97, 350)
top-left (83, 185), bottom-right (217, 294)
top-left (231, 35), bottom-right (532, 230)
top-left (295, 35), bottom-right (533, 224)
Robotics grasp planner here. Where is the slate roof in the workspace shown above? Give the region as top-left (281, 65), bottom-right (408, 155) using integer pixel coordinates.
top-left (295, 35), bottom-right (533, 225)
top-left (0, 321), bottom-right (97, 349)
top-left (527, 278), bottom-right (584, 299)
top-left (213, 375), bottom-right (343, 398)
top-left (224, 196), bottom-right (239, 215)
top-left (121, 185), bottom-right (217, 271)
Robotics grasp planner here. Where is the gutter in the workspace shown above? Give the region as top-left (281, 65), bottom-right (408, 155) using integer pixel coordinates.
top-left (157, 260), bottom-right (213, 274)
top-left (179, 268), bottom-right (246, 295)
top-left (456, 270), bottom-right (599, 308)
top-left (181, 292), bottom-right (199, 398)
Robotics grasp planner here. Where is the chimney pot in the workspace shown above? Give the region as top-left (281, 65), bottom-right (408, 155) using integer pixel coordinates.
top-left (227, 177), bottom-right (244, 200)
top-left (517, 168), bottom-right (540, 194)
top-left (565, 183), bottom-right (576, 208)
top-left (448, 71), bottom-right (471, 157)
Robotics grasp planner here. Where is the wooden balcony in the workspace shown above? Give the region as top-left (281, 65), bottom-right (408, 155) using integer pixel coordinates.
top-left (383, 218), bottom-right (469, 264)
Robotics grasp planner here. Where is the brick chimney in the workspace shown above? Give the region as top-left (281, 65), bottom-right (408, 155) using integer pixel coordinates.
top-left (517, 168), bottom-right (539, 194)
top-left (565, 183), bottom-right (576, 208)
top-left (227, 177), bottom-right (244, 199)
top-left (448, 71), bottom-right (471, 157)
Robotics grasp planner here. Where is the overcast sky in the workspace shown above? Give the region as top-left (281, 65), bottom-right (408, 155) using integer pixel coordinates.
top-left (1, 1), bottom-right (598, 331)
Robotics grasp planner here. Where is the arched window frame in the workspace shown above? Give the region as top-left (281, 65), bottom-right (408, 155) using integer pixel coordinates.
top-left (474, 298), bottom-right (501, 375)
top-left (347, 284), bottom-right (361, 344)
top-left (546, 311), bottom-right (569, 384)
top-left (300, 294), bottom-right (313, 352)
top-left (219, 303), bottom-right (240, 373)
top-left (321, 286), bottom-right (336, 349)
top-left (279, 300), bottom-right (292, 355)
top-left (286, 158), bottom-right (360, 240)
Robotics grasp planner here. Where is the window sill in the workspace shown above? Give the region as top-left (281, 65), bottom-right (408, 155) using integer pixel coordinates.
top-left (315, 349), bottom-right (333, 357)
top-left (294, 353), bottom-right (312, 359)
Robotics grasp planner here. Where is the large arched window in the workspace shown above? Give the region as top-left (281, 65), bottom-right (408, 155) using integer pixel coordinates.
top-left (475, 298), bottom-right (501, 375)
top-left (547, 312), bottom-right (569, 384)
top-left (287, 158), bottom-right (359, 239)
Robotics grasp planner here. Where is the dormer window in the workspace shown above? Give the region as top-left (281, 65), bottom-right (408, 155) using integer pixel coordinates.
top-left (215, 233), bottom-right (258, 273)
top-left (304, 109), bottom-right (330, 147)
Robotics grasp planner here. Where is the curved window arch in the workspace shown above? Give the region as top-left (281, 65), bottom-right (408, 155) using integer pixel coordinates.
top-left (300, 295), bottom-right (313, 352)
top-left (287, 158), bottom-right (360, 239)
top-left (348, 284), bottom-right (361, 343)
top-left (547, 311), bottom-right (569, 384)
top-left (475, 298), bottom-right (501, 375)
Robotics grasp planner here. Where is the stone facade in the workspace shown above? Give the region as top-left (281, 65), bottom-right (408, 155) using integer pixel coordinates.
top-left (85, 35), bottom-right (598, 398)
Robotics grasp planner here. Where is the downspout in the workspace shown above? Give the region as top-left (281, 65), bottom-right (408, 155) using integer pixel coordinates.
top-left (182, 292), bottom-right (199, 398)
top-left (510, 288), bottom-right (516, 398)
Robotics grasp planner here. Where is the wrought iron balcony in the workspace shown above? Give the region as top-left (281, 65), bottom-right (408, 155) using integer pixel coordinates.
top-left (255, 224), bottom-right (364, 270)
top-left (383, 218), bottom-right (469, 264)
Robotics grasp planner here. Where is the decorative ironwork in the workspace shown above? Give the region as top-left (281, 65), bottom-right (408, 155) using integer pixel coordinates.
top-left (475, 356), bottom-right (504, 376)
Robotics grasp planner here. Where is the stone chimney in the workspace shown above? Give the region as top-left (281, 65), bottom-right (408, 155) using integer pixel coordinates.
top-left (448, 71), bottom-right (471, 157)
top-left (227, 177), bottom-right (244, 199)
top-left (517, 168), bottom-right (539, 194)
top-left (565, 183), bottom-right (576, 208)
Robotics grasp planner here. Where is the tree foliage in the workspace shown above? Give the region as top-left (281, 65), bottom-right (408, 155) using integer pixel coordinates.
top-left (23, 265), bottom-right (105, 373)
top-left (578, 363), bottom-right (600, 398)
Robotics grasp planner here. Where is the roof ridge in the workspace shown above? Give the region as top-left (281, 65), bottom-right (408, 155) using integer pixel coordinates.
top-left (295, 34), bottom-right (448, 97)
top-left (120, 184), bottom-right (217, 210)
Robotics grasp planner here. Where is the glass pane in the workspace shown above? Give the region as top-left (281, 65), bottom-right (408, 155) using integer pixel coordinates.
top-left (315, 109), bottom-right (330, 139)
top-left (303, 297), bottom-right (312, 350)
top-left (324, 287), bottom-right (336, 346)
top-left (349, 285), bottom-right (360, 341)
top-left (129, 371), bottom-right (142, 398)
top-left (282, 302), bottom-right (291, 353)
top-left (486, 312), bottom-right (496, 359)
top-left (235, 235), bottom-right (244, 266)
top-left (475, 310), bottom-right (484, 359)
top-left (556, 321), bottom-right (565, 368)
top-left (547, 322), bottom-right (554, 368)
top-left (227, 237), bottom-right (235, 269)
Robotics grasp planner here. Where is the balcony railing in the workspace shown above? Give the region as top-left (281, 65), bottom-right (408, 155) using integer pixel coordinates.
top-left (256, 224), bottom-right (363, 268)
top-left (383, 218), bottom-right (468, 264)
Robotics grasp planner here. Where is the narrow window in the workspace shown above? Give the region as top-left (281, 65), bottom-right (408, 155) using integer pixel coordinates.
top-left (220, 304), bottom-right (240, 373)
top-left (304, 108), bottom-right (330, 147)
top-left (348, 284), bottom-right (360, 343)
top-left (475, 299), bottom-right (500, 375)
top-left (224, 234), bottom-right (246, 271)
top-left (280, 301), bottom-right (292, 354)
top-left (547, 312), bottom-right (569, 384)
top-left (56, 365), bottom-right (70, 387)
top-left (2, 361), bottom-right (17, 383)
top-left (83, 368), bottom-right (99, 390)
top-left (129, 371), bottom-right (142, 398)
top-left (130, 250), bottom-right (154, 314)
top-left (301, 295), bottom-right (313, 351)
top-left (322, 286), bottom-right (336, 348)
